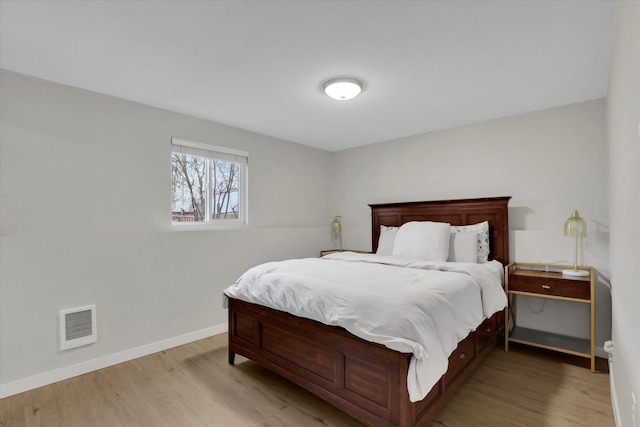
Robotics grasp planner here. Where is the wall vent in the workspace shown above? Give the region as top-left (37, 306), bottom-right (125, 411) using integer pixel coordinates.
top-left (59, 305), bottom-right (97, 350)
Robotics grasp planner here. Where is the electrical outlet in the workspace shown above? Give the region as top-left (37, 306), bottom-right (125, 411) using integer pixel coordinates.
top-left (633, 392), bottom-right (637, 427)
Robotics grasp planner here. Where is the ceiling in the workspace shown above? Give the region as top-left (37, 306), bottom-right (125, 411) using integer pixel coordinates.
top-left (0, 1), bottom-right (615, 152)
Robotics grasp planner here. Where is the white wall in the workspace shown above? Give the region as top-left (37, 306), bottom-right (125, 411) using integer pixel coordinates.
top-left (0, 70), bottom-right (333, 395)
top-left (332, 98), bottom-right (611, 354)
top-left (607, 2), bottom-right (640, 427)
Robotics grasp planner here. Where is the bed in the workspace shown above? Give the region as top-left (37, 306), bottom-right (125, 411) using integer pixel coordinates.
top-left (225, 196), bottom-right (510, 427)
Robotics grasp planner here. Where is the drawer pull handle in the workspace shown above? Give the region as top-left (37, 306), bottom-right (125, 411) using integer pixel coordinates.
top-left (541, 284), bottom-right (551, 289)
top-left (459, 353), bottom-right (466, 360)
top-left (486, 327), bottom-right (492, 333)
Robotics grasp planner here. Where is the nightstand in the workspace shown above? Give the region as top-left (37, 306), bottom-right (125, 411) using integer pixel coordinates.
top-left (319, 249), bottom-right (370, 257)
top-left (505, 262), bottom-right (595, 371)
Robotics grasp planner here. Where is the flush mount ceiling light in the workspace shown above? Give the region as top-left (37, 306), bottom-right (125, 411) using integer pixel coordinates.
top-left (323, 77), bottom-right (362, 101)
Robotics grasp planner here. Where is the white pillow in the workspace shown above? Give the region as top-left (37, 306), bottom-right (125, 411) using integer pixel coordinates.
top-left (376, 225), bottom-right (398, 255)
top-left (448, 231), bottom-right (479, 263)
top-left (392, 221), bottom-right (451, 261)
top-left (451, 221), bottom-right (490, 263)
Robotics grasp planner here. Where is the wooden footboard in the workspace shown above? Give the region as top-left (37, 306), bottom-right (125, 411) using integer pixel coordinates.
top-left (228, 298), bottom-right (503, 427)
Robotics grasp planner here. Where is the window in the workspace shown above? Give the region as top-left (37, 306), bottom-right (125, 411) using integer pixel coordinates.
top-left (171, 138), bottom-right (248, 225)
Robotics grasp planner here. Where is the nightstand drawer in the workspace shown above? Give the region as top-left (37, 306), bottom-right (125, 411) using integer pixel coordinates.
top-left (509, 273), bottom-right (589, 299)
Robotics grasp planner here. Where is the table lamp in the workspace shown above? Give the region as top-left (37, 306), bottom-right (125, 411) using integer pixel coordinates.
top-left (563, 210), bottom-right (589, 276)
top-left (331, 216), bottom-right (343, 250)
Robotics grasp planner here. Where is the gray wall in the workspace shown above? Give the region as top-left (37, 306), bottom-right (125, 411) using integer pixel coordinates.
top-left (331, 98), bottom-right (612, 354)
top-left (607, 2), bottom-right (640, 427)
top-left (0, 70), bottom-right (333, 392)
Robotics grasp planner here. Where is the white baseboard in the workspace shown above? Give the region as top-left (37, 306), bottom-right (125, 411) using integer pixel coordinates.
top-left (0, 323), bottom-right (227, 399)
top-left (610, 375), bottom-right (621, 427)
top-left (603, 340), bottom-right (620, 427)
top-left (609, 361), bottom-right (621, 426)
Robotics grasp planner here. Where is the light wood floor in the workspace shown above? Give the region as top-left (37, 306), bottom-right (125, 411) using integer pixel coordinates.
top-left (0, 334), bottom-right (614, 427)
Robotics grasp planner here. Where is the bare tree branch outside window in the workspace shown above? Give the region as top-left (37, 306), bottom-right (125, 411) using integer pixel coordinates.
top-left (172, 153), bottom-right (239, 222)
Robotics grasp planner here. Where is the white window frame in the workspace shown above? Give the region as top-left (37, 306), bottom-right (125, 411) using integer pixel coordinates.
top-left (171, 137), bottom-right (248, 228)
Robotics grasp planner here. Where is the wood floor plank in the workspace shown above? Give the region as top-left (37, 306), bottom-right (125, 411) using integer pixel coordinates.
top-left (0, 335), bottom-right (614, 427)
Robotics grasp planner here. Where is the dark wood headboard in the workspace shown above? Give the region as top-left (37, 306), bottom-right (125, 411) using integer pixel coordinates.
top-left (369, 196), bottom-right (511, 265)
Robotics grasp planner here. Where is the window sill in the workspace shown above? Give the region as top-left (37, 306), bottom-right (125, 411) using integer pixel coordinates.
top-left (169, 222), bottom-right (248, 231)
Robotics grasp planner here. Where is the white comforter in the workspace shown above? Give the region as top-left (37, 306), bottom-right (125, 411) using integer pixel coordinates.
top-left (223, 252), bottom-right (506, 402)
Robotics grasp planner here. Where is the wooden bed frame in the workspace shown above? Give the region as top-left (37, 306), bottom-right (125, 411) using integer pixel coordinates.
top-left (228, 197), bottom-right (510, 427)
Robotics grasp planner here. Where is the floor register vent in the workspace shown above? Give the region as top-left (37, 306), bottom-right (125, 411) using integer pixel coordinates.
top-left (59, 305), bottom-right (97, 350)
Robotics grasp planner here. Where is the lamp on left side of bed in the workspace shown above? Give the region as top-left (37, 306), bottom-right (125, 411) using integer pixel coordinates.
top-left (331, 216), bottom-right (343, 250)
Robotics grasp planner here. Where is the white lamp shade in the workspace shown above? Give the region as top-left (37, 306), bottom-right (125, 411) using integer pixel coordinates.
top-left (323, 78), bottom-right (362, 100)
